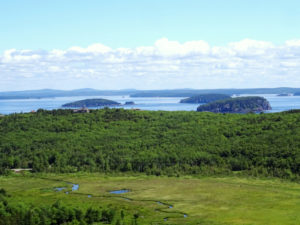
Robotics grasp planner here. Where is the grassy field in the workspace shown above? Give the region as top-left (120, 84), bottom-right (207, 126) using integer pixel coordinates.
top-left (1, 173), bottom-right (300, 225)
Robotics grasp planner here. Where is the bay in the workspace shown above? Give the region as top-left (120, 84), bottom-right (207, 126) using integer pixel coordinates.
top-left (0, 94), bottom-right (300, 115)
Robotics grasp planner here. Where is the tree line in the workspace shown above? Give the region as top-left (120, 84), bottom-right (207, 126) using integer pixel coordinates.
top-left (0, 188), bottom-right (137, 225)
top-left (1, 108), bottom-right (300, 179)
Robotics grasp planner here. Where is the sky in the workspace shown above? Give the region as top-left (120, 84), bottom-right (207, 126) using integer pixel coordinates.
top-left (1, 0), bottom-right (300, 91)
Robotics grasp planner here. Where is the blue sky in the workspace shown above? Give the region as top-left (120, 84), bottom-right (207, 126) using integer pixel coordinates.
top-left (1, 0), bottom-right (300, 91)
top-left (1, 0), bottom-right (300, 51)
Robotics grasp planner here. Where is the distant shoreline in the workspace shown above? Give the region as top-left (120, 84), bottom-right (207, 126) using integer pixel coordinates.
top-left (1, 87), bottom-right (300, 100)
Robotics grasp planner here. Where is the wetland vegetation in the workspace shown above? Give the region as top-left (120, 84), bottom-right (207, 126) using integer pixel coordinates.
top-left (2, 173), bottom-right (300, 224)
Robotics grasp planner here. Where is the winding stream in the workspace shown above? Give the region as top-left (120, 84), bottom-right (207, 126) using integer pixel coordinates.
top-left (54, 183), bottom-right (79, 193)
top-left (53, 182), bottom-right (188, 221)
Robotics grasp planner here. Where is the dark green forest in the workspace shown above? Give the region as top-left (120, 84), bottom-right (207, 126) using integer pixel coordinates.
top-left (1, 108), bottom-right (300, 179)
top-left (0, 188), bottom-right (132, 225)
top-left (197, 96), bottom-right (272, 113)
top-left (62, 99), bottom-right (120, 108)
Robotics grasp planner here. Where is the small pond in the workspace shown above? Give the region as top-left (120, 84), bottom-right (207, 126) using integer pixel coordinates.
top-left (55, 187), bottom-right (66, 192)
top-left (72, 184), bottom-right (79, 191)
top-left (110, 189), bottom-right (130, 194)
top-left (54, 183), bottom-right (79, 193)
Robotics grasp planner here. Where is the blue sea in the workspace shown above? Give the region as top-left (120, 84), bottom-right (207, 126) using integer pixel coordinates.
top-left (0, 94), bottom-right (300, 115)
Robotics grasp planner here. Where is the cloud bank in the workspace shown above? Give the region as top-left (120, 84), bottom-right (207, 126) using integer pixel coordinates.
top-left (1, 38), bottom-right (300, 91)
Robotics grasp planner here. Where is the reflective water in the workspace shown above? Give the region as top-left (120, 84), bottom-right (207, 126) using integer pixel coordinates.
top-left (54, 187), bottom-right (66, 192)
top-left (157, 201), bottom-right (173, 208)
top-left (1, 94), bottom-right (299, 114)
top-left (54, 183), bottom-right (79, 193)
top-left (72, 184), bottom-right (79, 191)
top-left (110, 189), bottom-right (130, 194)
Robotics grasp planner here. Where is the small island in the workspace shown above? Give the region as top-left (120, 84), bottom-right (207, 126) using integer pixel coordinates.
top-left (277, 93), bottom-right (292, 96)
top-left (197, 96), bottom-right (272, 113)
top-left (180, 93), bottom-right (231, 104)
top-left (62, 98), bottom-right (121, 108)
top-left (124, 101), bottom-right (135, 105)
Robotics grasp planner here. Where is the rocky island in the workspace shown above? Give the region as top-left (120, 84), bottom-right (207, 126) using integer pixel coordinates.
top-left (180, 93), bottom-right (231, 104)
top-left (197, 96), bottom-right (272, 113)
top-left (62, 98), bottom-right (121, 107)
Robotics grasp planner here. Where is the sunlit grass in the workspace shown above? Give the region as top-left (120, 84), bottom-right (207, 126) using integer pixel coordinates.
top-left (1, 173), bottom-right (300, 224)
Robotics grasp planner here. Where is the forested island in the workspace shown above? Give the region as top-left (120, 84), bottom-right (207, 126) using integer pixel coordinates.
top-left (197, 96), bottom-right (272, 113)
top-left (180, 93), bottom-right (231, 104)
top-left (125, 101), bottom-right (135, 105)
top-left (62, 98), bottom-right (121, 107)
top-left (277, 93), bottom-right (292, 96)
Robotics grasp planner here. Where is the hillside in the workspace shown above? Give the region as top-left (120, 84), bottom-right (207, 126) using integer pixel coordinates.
top-left (1, 88), bottom-right (300, 99)
top-left (129, 87), bottom-right (300, 97)
top-left (180, 93), bottom-right (231, 103)
top-left (0, 108), bottom-right (300, 180)
top-left (197, 96), bottom-right (272, 113)
top-left (62, 98), bottom-right (120, 107)
top-left (0, 89), bottom-right (137, 99)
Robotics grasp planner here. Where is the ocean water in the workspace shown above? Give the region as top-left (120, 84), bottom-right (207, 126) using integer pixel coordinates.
top-left (0, 94), bottom-right (300, 115)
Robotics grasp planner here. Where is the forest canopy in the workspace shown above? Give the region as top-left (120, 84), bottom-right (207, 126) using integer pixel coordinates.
top-left (62, 99), bottom-right (120, 108)
top-left (0, 108), bottom-right (300, 179)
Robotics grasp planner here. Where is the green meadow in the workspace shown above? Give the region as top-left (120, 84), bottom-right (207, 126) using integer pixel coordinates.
top-left (2, 173), bottom-right (300, 225)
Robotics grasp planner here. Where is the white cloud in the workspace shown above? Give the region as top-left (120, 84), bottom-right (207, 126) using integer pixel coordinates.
top-left (285, 40), bottom-right (300, 47)
top-left (68, 43), bottom-right (111, 54)
top-left (154, 38), bottom-right (210, 56)
top-left (229, 39), bottom-right (274, 56)
top-left (1, 38), bottom-right (300, 91)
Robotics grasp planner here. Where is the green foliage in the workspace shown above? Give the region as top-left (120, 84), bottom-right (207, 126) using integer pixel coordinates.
top-left (0, 193), bottom-right (124, 225)
top-left (197, 96), bottom-right (272, 113)
top-left (62, 98), bottom-right (120, 107)
top-left (1, 108), bottom-right (300, 179)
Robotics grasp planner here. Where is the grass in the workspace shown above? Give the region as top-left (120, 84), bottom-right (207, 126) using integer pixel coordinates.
top-left (1, 173), bottom-right (300, 225)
